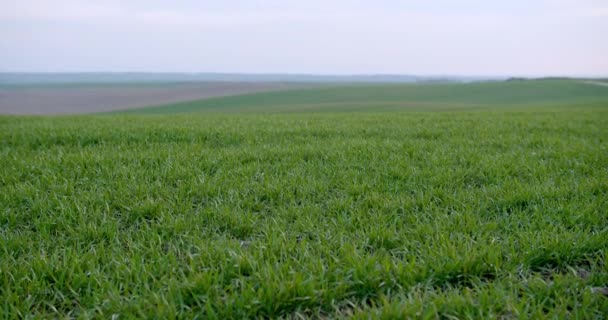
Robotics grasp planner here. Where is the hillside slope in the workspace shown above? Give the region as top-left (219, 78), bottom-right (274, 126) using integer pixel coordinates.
top-left (120, 80), bottom-right (608, 114)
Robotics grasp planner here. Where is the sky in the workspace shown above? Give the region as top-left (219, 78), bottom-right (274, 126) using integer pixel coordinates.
top-left (1, 0), bottom-right (607, 76)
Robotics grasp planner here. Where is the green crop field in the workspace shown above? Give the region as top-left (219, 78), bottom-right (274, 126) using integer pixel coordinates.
top-left (1, 80), bottom-right (608, 318)
top-left (118, 79), bottom-right (608, 114)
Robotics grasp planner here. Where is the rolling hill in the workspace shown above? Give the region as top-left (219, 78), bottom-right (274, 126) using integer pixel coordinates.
top-left (118, 79), bottom-right (608, 114)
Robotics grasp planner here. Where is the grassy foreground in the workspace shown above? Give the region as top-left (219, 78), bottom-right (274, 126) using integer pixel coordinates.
top-left (1, 105), bottom-right (607, 318)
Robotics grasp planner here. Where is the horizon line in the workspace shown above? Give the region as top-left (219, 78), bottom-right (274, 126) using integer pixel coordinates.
top-left (1, 71), bottom-right (607, 79)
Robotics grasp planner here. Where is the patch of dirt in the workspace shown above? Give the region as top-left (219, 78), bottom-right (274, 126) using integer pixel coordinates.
top-left (582, 81), bottom-right (608, 88)
top-left (0, 82), bottom-right (306, 115)
top-left (590, 287), bottom-right (608, 296)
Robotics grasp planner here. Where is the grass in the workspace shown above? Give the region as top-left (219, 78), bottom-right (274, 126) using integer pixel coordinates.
top-left (1, 80), bottom-right (608, 318)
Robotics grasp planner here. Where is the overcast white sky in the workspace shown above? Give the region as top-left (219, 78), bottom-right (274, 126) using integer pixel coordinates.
top-left (1, 0), bottom-right (607, 76)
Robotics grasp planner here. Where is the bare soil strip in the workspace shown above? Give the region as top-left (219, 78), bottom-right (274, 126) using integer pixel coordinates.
top-left (0, 82), bottom-right (303, 115)
top-left (582, 80), bottom-right (608, 88)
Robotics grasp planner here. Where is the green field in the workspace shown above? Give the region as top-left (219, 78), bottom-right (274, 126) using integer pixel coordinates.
top-left (2, 80), bottom-right (608, 318)
top-left (118, 79), bottom-right (608, 114)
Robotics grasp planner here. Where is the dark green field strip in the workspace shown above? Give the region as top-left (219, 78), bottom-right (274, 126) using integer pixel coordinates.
top-left (116, 80), bottom-right (608, 114)
top-left (1, 107), bottom-right (607, 318)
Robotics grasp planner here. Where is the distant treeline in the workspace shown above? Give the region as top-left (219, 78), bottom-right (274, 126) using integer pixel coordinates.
top-left (0, 72), bottom-right (505, 85)
top-left (507, 77), bottom-right (607, 82)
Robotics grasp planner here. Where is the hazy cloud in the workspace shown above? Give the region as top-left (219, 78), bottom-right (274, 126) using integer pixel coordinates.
top-left (0, 0), bottom-right (606, 75)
